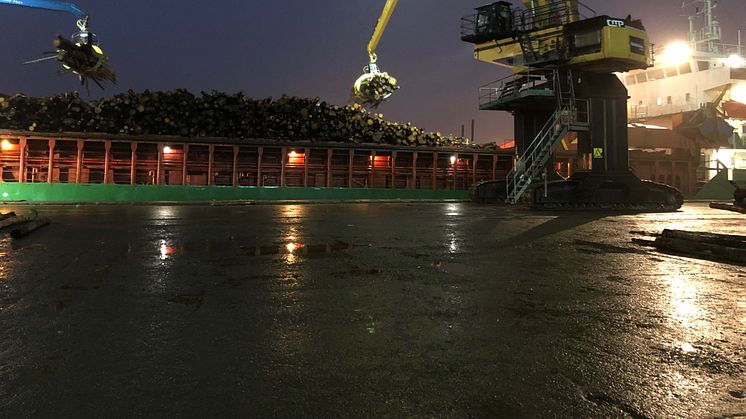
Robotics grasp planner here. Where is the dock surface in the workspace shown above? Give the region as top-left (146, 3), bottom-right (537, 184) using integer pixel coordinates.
top-left (0, 203), bottom-right (744, 417)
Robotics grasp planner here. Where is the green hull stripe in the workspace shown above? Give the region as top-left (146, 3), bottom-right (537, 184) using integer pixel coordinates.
top-left (0, 183), bottom-right (468, 203)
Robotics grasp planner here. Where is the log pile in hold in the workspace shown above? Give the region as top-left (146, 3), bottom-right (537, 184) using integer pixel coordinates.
top-left (632, 229), bottom-right (746, 265)
top-left (0, 90), bottom-right (484, 148)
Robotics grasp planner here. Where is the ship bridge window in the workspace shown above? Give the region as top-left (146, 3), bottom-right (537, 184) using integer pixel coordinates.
top-left (697, 61), bottom-right (710, 71)
top-left (664, 67), bottom-right (678, 77)
top-left (678, 63), bottom-right (692, 74)
top-left (686, 93), bottom-right (691, 102)
top-left (625, 75), bottom-right (637, 85)
top-left (667, 96), bottom-right (672, 105)
top-left (647, 69), bottom-right (665, 81)
top-left (635, 73), bottom-right (648, 83)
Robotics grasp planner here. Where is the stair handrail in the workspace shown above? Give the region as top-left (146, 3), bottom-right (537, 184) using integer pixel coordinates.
top-left (506, 105), bottom-right (572, 203)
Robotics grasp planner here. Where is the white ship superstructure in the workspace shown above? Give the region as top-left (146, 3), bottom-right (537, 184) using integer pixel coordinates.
top-left (621, 0), bottom-right (746, 182)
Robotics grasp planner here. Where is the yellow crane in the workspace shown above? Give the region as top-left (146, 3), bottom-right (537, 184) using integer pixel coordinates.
top-left (353, 0), bottom-right (682, 210)
top-left (461, 0), bottom-right (682, 210)
top-left (353, 0), bottom-right (400, 108)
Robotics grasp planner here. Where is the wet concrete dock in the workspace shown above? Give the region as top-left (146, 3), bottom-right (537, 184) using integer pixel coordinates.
top-left (0, 203), bottom-right (744, 417)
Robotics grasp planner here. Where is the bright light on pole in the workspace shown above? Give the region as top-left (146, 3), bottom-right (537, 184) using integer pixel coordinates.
top-left (730, 84), bottom-right (746, 104)
top-left (725, 54), bottom-right (746, 68)
top-left (659, 41), bottom-right (690, 66)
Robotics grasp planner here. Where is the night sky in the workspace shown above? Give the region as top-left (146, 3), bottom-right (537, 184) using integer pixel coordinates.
top-left (0, 0), bottom-right (744, 143)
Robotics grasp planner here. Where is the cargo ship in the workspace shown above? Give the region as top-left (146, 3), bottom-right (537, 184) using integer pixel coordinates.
top-left (619, 0), bottom-right (746, 198)
top-left (0, 129), bottom-right (512, 203)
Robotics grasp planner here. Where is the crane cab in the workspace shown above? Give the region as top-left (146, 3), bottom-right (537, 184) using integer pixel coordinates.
top-left (564, 15), bottom-right (652, 73)
top-left (462, 1), bottom-right (652, 73)
top-left (460, 1), bottom-right (514, 44)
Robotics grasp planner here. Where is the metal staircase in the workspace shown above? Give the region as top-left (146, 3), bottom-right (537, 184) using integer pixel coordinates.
top-left (505, 70), bottom-right (588, 204)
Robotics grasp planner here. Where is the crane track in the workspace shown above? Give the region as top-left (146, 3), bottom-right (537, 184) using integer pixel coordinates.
top-left (534, 201), bottom-right (681, 212)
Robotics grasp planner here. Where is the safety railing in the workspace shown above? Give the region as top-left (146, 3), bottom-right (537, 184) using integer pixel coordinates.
top-left (461, 1), bottom-right (596, 44)
top-left (629, 104), bottom-right (648, 122)
top-left (513, 1), bottom-right (596, 33)
top-left (478, 70), bottom-right (552, 107)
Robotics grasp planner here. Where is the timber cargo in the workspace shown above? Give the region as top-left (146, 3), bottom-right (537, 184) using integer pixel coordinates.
top-left (0, 90), bottom-right (482, 148)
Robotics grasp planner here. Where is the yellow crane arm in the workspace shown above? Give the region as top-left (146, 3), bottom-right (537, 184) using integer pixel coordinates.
top-left (367, 0), bottom-right (399, 63)
top-left (522, 0), bottom-right (541, 8)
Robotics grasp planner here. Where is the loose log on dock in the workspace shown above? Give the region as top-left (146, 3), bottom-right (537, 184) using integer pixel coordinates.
top-left (653, 236), bottom-right (746, 265)
top-left (10, 219), bottom-right (50, 239)
top-left (709, 202), bottom-right (746, 214)
top-left (0, 216), bottom-right (30, 232)
top-left (661, 229), bottom-right (746, 248)
top-left (632, 229), bottom-right (746, 265)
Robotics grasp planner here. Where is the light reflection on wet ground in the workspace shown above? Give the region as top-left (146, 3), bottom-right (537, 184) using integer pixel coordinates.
top-left (0, 202), bottom-right (744, 417)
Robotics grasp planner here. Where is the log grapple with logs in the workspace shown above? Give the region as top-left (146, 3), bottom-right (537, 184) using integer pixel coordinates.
top-left (52, 35), bottom-right (117, 89)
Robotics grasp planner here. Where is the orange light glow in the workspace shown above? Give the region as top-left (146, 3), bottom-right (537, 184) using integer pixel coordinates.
top-left (288, 151), bottom-right (305, 165)
top-left (371, 155), bottom-right (390, 168)
top-left (163, 146), bottom-right (173, 154)
top-left (499, 140), bottom-right (515, 149)
top-left (285, 243), bottom-right (305, 254)
top-left (1, 140), bottom-right (13, 151)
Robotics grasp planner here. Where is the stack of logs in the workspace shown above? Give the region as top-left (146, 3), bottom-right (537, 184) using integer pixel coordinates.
top-left (0, 90), bottom-right (489, 149)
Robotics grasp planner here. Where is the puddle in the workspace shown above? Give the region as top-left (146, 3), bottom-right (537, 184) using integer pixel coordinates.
top-left (158, 240), bottom-right (182, 260)
top-left (168, 293), bottom-right (205, 309)
top-left (247, 241), bottom-right (353, 257)
top-left (435, 261), bottom-right (471, 277)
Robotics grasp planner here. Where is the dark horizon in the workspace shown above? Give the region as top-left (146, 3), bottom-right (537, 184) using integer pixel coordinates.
top-left (0, 0), bottom-right (744, 143)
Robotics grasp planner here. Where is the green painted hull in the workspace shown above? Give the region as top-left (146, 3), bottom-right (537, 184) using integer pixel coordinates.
top-left (0, 183), bottom-right (468, 203)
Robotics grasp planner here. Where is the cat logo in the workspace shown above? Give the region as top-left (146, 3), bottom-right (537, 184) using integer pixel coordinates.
top-left (606, 19), bottom-right (626, 28)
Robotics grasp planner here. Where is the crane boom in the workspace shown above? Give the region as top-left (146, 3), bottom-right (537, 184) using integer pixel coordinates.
top-left (0, 0), bottom-right (87, 21)
top-left (353, 0), bottom-right (400, 108)
top-left (367, 0), bottom-right (398, 62)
